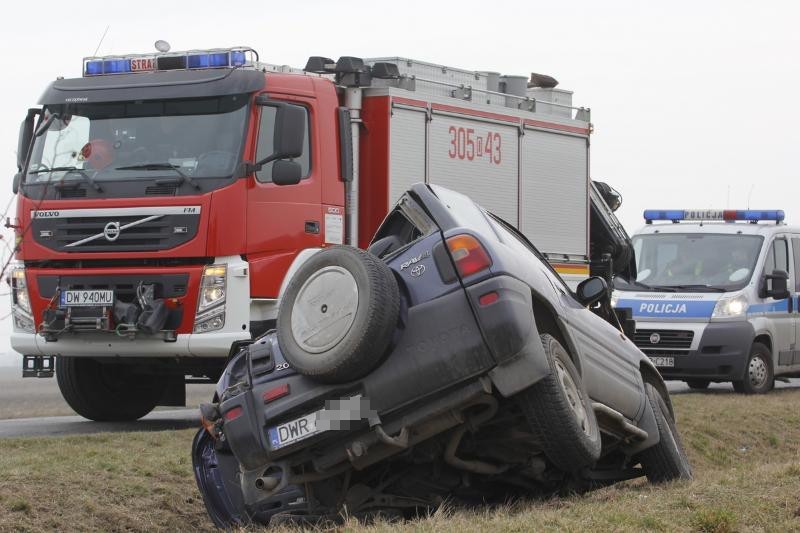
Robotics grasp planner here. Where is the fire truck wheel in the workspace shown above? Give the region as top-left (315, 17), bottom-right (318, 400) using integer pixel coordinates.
top-left (55, 357), bottom-right (167, 421)
top-left (277, 246), bottom-right (400, 383)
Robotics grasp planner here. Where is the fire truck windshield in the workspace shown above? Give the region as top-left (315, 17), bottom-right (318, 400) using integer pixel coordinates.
top-left (25, 94), bottom-right (248, 197)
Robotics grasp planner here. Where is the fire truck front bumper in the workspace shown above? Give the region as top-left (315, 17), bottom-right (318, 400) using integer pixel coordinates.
top-left (12, 330), bottom-right (252, 358)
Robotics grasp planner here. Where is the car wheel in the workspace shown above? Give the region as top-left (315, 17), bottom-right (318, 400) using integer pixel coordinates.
top-left (685, 380), bottom-right (710, 390)
top-left (55, 357), bottom-right (166, 421)
top-left (637, 382), bottom-right (692, 483)
top-left (277, 246), bottom-right (400, 383)
top-left (731, 342), bottom-right (774, 394)
top-left (516, 334), bottom-right (601, 472)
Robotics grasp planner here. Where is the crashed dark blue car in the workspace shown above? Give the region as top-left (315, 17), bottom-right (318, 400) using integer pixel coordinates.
top-left (192, 184), bottom-right (691, 527)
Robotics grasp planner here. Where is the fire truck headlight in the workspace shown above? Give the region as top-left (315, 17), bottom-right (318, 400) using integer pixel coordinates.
top-left (9, 268), bottom-right (34, 332)
top-left (195, 264), bottom-right (227, 333)
top-left (11, 268), bottom-right (31, 314)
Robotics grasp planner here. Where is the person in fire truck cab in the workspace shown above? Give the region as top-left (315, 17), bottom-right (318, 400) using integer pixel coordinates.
top-left (80, 138), bottom-right (114, 170)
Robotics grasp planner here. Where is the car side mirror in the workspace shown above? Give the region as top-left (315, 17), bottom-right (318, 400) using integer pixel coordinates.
top-left (576, 276), bottom-right (609, 307)
top-left (12, 172), bottom-right (22, 195)
top-left (271, 160), bottom-right (302, 186)
top-left (764, 269), bottom-right (790, 300)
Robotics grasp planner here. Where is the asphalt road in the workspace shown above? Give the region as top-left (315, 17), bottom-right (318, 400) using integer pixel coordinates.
top-left (0, 366), bottom-right (800, 438)
top-left (0, 408), bottom-right (201, 438)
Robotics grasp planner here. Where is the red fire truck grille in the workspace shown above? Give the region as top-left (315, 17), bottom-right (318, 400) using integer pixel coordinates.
top-left (31, 214), bottom-right (201, 253)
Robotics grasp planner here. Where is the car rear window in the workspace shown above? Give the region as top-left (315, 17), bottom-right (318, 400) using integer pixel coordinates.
top-left (429, 184), bottom-right (496, 238)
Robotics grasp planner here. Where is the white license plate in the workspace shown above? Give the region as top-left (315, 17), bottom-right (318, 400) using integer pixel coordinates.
top-left (649, 356), bottom-right (675, 368)
top-left (267, 410), bottom-right (325, 450)
top-left (60, 290), bottom-right (114, 307)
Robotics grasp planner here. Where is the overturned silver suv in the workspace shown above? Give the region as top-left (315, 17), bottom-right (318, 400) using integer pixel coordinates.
top-left (192, 184), bottom-right (691, 527)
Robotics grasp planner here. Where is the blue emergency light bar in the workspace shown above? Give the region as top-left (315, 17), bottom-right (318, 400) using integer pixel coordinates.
top-left (83, 47), bottom-right (251, 77)
top-left (643, 209), bottom-right (785, 224)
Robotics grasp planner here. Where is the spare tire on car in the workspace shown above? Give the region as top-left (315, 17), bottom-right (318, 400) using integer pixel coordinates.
top-left (277, 246), bottom-right (400, 383)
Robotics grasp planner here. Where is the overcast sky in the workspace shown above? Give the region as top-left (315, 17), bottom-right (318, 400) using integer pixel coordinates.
top-left (0, 0), bottom-right (798, 365)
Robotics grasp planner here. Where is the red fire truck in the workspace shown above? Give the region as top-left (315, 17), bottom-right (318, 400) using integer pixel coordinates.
top-left (10, 46), bottom-right (629, 420)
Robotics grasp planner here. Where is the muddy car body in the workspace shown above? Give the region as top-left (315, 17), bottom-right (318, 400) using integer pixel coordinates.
top-left (193, 184), bottom-right (690, 527)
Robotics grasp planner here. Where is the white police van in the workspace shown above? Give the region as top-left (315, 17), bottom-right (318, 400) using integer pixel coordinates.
top-left (613, 209), bottom-right (800, 393)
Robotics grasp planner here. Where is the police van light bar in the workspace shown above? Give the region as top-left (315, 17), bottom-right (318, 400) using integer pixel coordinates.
top-left (643, 209), bottom-right (785, 224)
top-left (83, 47), bottom-right (253, 76)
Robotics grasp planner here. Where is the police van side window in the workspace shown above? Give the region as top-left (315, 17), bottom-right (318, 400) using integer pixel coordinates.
top-left (764, 239), bottom-right (789, 275)
top-left (255, 104), bottom-right (311, 183)
top-left (792, 238), bottom-right (800, 291)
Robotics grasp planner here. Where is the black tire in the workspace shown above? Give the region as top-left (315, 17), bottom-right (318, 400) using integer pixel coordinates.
top-left (516, 334), bottom-right (601, 472)
top-left (685, 380), bottom-right (710, 390)
top-left (731, 342), bottom-right (774, 394)
top-left (277, 246), bottom-right (400, 383)
top-left (637, 383), bottom-right (692, 483)
top-left (55, 357), bottom-right (166, 421)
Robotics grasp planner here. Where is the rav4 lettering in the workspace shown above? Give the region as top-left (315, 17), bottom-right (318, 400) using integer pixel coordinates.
top-left (400, 250), bottom-right (431, 270)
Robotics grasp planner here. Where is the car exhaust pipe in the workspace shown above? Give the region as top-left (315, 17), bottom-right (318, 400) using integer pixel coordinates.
top-left (254, 476), bottom-right (280, 491)
top-left (254, 464), bottom-right (284, 492)
top-left (444, 396), bottom-right (509, 475)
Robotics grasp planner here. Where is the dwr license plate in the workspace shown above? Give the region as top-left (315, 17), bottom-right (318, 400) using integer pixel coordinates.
top-left (267, 410), bottom-right (325, 450)
top-left (60, 290), bottom-right (114, 307)
top-left (648, 356), bottom-right (675, 368)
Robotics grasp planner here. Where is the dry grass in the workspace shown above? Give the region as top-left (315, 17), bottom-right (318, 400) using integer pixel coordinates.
top-left (2, 390), bottom-right (800, 532)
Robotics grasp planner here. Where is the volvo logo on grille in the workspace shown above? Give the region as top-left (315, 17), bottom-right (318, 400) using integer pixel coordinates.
top-left (103, 221), bottom-right (121, 241)
top-left (649, 332), bottom-right (661, 344)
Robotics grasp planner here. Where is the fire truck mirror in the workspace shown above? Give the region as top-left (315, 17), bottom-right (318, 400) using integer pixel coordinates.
top-left (12, 172), bottom-right (21, 194)
top-left (272, 160), bottom-right (302, 186)
top-left (17, 108), bottom-right (40, 172)
top-left (273, 103), bottom-right (305, 159)
top-left (251, 100), bottom-right (306, 172)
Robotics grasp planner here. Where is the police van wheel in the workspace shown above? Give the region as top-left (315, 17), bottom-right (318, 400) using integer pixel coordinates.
top-left (56, 357), bottom-right (166, 421)
top-left (732, 342), bottom-right (774, 395)
top-left (685, 380), bottom-right (710, 390)
top-left (277, 246), bottom-right (400, 384)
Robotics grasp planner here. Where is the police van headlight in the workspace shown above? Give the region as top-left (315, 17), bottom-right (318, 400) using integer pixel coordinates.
top-left (610, 293), bottom-right (620, 308)
top-left (712, 294), bottom-right (748, 318)
top-left (9, 268), bottom-right (35, 333)
top-left (194, 265), bottom-right (226, 333)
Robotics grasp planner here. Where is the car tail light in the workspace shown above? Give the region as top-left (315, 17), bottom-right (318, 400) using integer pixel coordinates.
top-left (446, 234), bottom-right (492, 278)
top-left (479, 291), bottom-right (499, 306)
top-left (262, 383), bottom-right (290, 404)
top-left (223, 406), bottom-right (243, 421)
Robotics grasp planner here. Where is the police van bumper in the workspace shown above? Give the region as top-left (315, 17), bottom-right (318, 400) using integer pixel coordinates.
top-left (635, 320), bottom-right (754, 381)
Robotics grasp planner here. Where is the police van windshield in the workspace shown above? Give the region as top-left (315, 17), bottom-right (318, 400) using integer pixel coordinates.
top-left (24, 94), bottom-right (248, 198)
top-left (628, 233), bottom-right (764, 291)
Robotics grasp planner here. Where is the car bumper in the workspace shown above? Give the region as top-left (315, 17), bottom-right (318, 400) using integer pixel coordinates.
top-left (11, 330), bottom-right (251, 358)
top-left (641, 321), bottom-right (754, 381)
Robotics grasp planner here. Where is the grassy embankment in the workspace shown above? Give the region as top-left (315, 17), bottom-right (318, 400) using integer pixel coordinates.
top-left (2, 390), bottom-right (800, 532)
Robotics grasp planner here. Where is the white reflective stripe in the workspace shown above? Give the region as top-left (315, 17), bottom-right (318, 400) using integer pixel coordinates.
top-left (31, 206), bottom-right (201, 219)
top-left (64, 215), bottom-right (163, 247)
